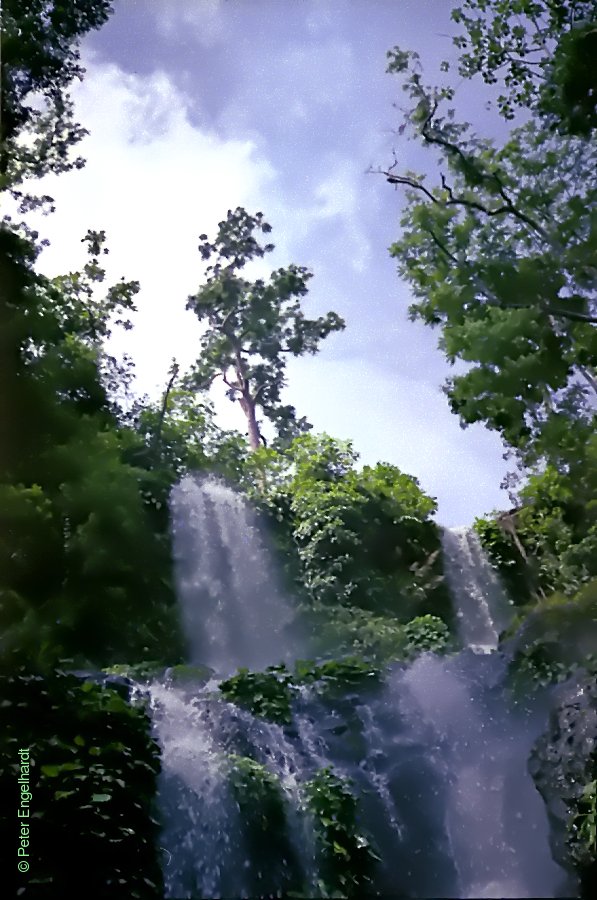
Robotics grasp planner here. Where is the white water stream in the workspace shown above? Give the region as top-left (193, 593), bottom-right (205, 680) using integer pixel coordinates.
top-left (148, 480), bottom-right (574, 898)
top-left (170, 475), bottom-right (302, 672)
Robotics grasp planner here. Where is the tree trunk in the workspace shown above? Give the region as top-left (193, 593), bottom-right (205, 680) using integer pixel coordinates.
top-left (497, 509), bottom-right (546, 600)
top-left (239, 392), bottom-right (267, 491)
top-left (151, 362), bottom-right (179, 457)
top-left (239, 392), bottom-right (262, 450)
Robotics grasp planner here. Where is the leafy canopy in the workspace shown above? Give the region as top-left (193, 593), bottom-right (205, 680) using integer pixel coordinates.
top-left (186, 207), bottom-right (345, 449)
top-left (383, 40), bottom-right (596, 473)
top-left (1, 0), bottom-right (113, 204)
top-left (450, 0), bottom-right (597, 135)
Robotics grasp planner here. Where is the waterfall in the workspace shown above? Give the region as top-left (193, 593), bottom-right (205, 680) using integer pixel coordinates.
top-left (170, 474), bottom-right (304, 673)
top-left (441, 526), bottom-right (514, 652)
top-left (147, 487), bottom-right (575, 899)
top-left (399, 652), bottom-right (571, 898)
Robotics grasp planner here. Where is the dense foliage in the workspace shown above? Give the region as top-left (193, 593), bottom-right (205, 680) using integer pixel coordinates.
top-left (226, 753), bottom-right (302, 895)
top-left (0, 669), bottom-right (162, 899)
top-left (218, 658), bottom-right (381, 725)
top-left (450, 0), bottom-right (597, 134)
top-left (238, 434), bottom-right (452, 660)
top-left (1, 0), bottom-right (113, 202)
top-left (3, 0), bottom-right (597, 895)
top-left (303, 767), bottom-right (380, 898)
top-left (475, 457), bottom-right (597, 604)
top-left (383, 0), bottom-right (596, 647)
top-left (0, 225), bottom-right (186, 670)
top-left (384, 59), bottom-right (596, 474)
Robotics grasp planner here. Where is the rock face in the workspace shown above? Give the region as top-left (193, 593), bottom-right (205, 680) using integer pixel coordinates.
top-left (529, 671), bottom-right (597, 898)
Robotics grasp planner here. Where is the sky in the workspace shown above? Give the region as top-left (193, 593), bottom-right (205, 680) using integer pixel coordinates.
top-left (23, 0), bottom-right (516, 526)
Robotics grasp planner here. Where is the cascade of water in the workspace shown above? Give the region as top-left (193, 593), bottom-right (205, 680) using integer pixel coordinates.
top-left (399, 652), bottom-right (572, 899)
top-left (149, 486), bottom-right (575, 899)
top-left (149, 681), bottom-right (249, 899)
top-left (151, 677), bottom-right (318, 899)
top-left (150, 666), bottom-right (573, 899)
top-left (170, 474), bottom-right (303, 674)
top-left (441, 526), bottom-right (514, 652)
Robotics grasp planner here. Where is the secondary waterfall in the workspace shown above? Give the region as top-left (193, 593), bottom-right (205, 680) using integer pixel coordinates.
top-left (441, 526), bottom-right (513, 653)
top-left (149, 492), bottom-right (575, 898)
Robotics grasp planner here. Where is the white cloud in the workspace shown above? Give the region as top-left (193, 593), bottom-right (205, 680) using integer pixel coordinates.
top-left (305, 3), bottom-right (334, 35)
top-left (153, 0), bottom-right (226, 47)
top-left (307, 161), bottom-right (372, 272)
top-left (22, 55), bottom-right (278, 398)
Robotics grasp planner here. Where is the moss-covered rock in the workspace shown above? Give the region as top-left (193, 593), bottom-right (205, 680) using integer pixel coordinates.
top-left (503, 580), bottom-right (597, 685)
top-left (219, 664), bottom-right (295, 724)
top-left (165, 663), bottom-right (215, 685)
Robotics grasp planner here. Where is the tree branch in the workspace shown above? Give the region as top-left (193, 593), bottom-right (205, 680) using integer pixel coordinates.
top-left (502, 302), bottom-right (597, 324)
top-left (383, 164), bottom-right (547, 239)
top-left (427, 228), bottom-right (459, 264)
top-left (252, 382), bottom-right (269, 403)
top-left (151, 361), bottom-right (180, 455)
top-left (385, 172), bottom-right (439, 204)
top-left (383, 98), bottom-right (550, 239)
top-left (578, 364), bottom-right (597, 395)
top-left (419, 225), bottom-right (597, 327)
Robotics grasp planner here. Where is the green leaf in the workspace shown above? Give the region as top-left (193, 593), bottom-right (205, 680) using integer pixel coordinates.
top-left (41, 763), bottom-right (83, 777)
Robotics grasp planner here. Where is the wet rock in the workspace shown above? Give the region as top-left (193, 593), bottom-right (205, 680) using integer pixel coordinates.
top-left (165, 663), bottom-right (216, 685)
top-left (529, 671), bottom-right (597, 894)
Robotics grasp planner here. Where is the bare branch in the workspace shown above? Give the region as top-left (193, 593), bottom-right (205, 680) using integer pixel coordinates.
top-left (385, 171), bottom-right (439, 204)
top-left (418, 113), bottom-right (548, 238)
top-left (151, 361), bottom-right (180, 455)
top-left (578, 365), bottom-right (597, 395)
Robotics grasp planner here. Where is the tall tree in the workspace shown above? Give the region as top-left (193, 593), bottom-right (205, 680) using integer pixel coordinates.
top-left (186, 207), bottom-right (345, 450)
top-left (380, 43), bottom-right (596, 473)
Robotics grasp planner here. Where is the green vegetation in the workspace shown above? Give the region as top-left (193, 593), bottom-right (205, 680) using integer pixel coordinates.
top-left (225, 751), bottom-right (303, 895)
top-left (1, 0), bottom-right (113, 194)
top-left (0, 668), bottom-right (162, 898)
top-left (219, 664), bottom-right (296, 724)
top-left (303, 766), bottom-right (380, 898)
top-left (239, 433), bottom-right (452, 661)
top-left (505, 579), bottom-right (597, 689)
top-left (3, 0), bottom-right (597, 895)
top-left (222, 755), bottom-right (382, 898)
top-left (219, 658), bottom-right (381, 725)
top-left (450, 0), bottom-right (597, 135)
top-left (102, 662), bottom-right (164, 681)
top-left (383, 9), bottom-right (596, 890)
top-left (570, 774), bottom-right (597, 869)
top-left (403, 614), bottom-right (451, 655)
top-left (475, 462), bottom-right (597, 605)
top-left (185, 208), bottom-right (345, 450)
